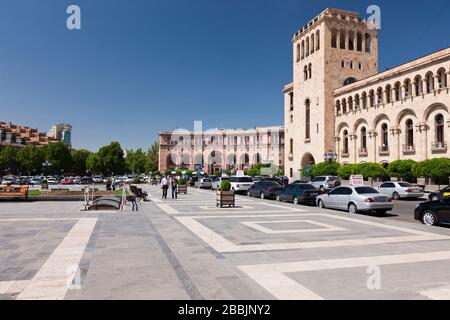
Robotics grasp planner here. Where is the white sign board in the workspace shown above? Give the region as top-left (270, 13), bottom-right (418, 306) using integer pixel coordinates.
top-left (350, 175), bottom-right (364, 186)
top-left (236, 170), bottom-right (245, 177)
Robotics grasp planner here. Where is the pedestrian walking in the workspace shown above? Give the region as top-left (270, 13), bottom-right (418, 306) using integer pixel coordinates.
top-left (161, 176), bottom-right (169, 199)
top-left (171, 176), bottom-right (178, 199)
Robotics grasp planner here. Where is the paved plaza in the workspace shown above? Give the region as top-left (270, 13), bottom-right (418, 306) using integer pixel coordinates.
top-left (1, 186), bottom-right (450, 300)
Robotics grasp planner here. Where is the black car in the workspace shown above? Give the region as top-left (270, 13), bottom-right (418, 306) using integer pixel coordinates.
top-left (247, 181), bottom-right (282, 199)
top-left (275, 184), bottom-right (320, 205)
top-left (414, 197), bottom-right (450, 226)
top-left (81, 177), bottom-right (94, 184)
top-left (428, 186), bottom-right (450, 201)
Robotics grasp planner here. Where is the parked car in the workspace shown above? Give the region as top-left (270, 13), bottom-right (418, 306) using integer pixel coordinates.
top-left (229, 176), bottom-right (254, 193)
top-left (1, 177), bottom-right (17, 185)
top-left (414, 196), bottom-right (450, 226)
top-left (275, 183), bottom-right (319, 204)
top-left (93, 175), bottom-right (104, 183)
top-left (378, 182), bottom-right (424, 200)
top-left (248, 180), bottom-right (283, 199)
top-left (316, 186), bottom-right (393, 215)
top-left (310, 176), bottom-right (341, 191)
top-left (211, 176), bottom-right (229, 191)
top-left (30, 177), bottom-right (43, 185)
top-left (61, 178), bottom-right (75, 185)
top-left (195, 177), bottom-right (212, 189)
top-left (47, 177), bottom-right (57, 185)
top-left (81, 177), bottom-right (94, 184)
top-left (428, 186), bottom-right (450, 201)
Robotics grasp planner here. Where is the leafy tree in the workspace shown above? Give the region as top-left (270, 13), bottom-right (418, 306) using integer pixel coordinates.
top-left (358, 163), bottom-right (388, 180)
top-left (414, 158), bottom-right (450, 186)
top-left (126, 148), bottom-right (146, 174)
top-left (98, 141), bottom-right (125, 175)
top-left (71, 149), bottom-right (91, 176)
top-left (310, 162), bottom-right (341, 178)
top-left (337, 164), bottom-right (359, 179)
top-left (387, 160), bottom-right (417, 181)
top-left (16, 144), bottom-right (44, 175)
top-left (86, 153), bottom-right (102, 174)
top-left (145, 142), bottom-right (159, 173)
top-left (43, 142), bottom-right (73, 174)
top-left (0, 145), bottom-right (18, 174)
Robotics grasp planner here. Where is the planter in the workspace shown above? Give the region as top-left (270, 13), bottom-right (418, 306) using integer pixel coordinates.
top-left (178, 185), bottom-right (188, 195)
top-left (216, 190), bottom-right (235, 208)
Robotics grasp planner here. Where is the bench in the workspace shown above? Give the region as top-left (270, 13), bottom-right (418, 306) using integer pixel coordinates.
top-left (0, 186), bottom-right (29, 199)
top-left (129, 185), bottom-right (148, 202)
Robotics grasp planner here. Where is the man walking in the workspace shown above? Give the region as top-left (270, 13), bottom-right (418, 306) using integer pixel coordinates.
top-left (171, 176), bottom-right (178, 199)
top-left (161, 176), bottom-right (169, 199)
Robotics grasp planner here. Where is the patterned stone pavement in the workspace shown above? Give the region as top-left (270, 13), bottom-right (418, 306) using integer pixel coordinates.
top-left (1, 185), bottom-right (450, 300)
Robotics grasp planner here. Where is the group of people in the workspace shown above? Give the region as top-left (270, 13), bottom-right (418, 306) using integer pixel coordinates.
top-left (160, 176), bottom-right (179, 199)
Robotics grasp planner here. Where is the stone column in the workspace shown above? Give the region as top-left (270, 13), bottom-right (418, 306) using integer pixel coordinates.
top-left (423, 79), bottom-right (429, 95)
top-left (390, 128), bottom-right (401, 160)
top-left (336, 30), bottom-right (340, 49)
top-left (369, 130), bottom-right (378, 163)
top-left (446, 71), bottom-right (450, 88)
top-left (334, 136), bottom-right (341, 162)
top-left (350, 134), bottom-right (357, 163)
top-left (417, 123), bottom-right (429, 161)
top-left (434, 75), bottom-right (440, 91)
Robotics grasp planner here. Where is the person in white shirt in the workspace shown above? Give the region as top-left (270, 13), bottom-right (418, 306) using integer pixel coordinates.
top-left (161, 176), bottom-right (169, 199)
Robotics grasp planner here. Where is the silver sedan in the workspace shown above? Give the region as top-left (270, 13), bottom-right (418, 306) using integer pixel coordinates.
top-left (316, 186), bottom-right (394, 215)
top-left (378, 182), bottom-right (424, 200)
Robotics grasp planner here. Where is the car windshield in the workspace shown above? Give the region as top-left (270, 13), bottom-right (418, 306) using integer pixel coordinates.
top-left (296, 184), bottom-right (316, 190)
top-left (398, 183), bottom-right (413, 187)
top-left (230, 177), bottom-right (253, 183)
top-left (355, 187), bottom-right (380, 194)
top-left (264, 181), bottom-right (281, 187)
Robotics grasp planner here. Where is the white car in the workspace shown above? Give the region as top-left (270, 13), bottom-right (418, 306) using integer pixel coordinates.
top-left (378, 182), bottom-right (424, 200)
top-left (211, 176), bottom-right (229, 190)
top-left (123, 176), bottom-right (135, 183)
top-left (195, 177), bottom-right (212, 189)
top-left (93, 176), bottom-right (104, 183)
top-left (47, 177), bottom-right (57, 185)
top-left (229, 176), bottom-right (254, 193)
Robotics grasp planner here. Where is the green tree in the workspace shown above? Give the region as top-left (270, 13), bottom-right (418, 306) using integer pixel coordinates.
top-left (387, 160), bottom-right (417, 181)
top-left (86, 153), bottom-right (102, 174)
top-left (0, 145), bottom-right (18, 174)
top-left (414, 158), bottom-right (450, 186)
top-left (16, 144), bottom-right (44, 175)
top-left (43, 142), bottom-right (73, 175)
top-left (337, 164), bottom-right (359, 179)
top-left (310, 162), bottom-right (341, 178)
top-left (71, 149), bottom-right (91, 176)
top-left (98, 141), bottom-right (125, 175)
top-left (126, 148), bottom-right (147, 174)
top-left (358, 163), bottom-right (388, 180)
top-left (145, 142), bottom-right (159, 173)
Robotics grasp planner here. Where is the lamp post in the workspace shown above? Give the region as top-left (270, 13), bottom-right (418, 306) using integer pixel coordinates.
top-left (42, 160), bottom-right (52, 175)
top-left (324, 150), bottom-right (337, 163)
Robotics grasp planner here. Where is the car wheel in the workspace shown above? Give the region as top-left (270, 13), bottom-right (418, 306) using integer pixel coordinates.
top-left (392, 192), bottom-right (400, 201)
top-left (422, 210), bottom-right (438, 226)
top-left (260, 192), bottom-right (265, 200)
top-left (293, 197), bottom-right (299, 205)
top-left (348, 203), bottom-right (358, 214)
top-left (276, 195), bottom-right (281, 202)
top-left (318, 200), bottom-right (325, 209)
top-left (431, 195), bottom-right (440, 201)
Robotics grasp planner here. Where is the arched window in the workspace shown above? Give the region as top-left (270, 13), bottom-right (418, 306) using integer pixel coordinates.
top-left (316, 30), bottom-right (320, 51)
top-left (301, 40), bottom-right (305, 60)
top-left (331, 29), bottom-right (337, 48)
top-left (436, 114), bottom-right (444, 144)
top-left (361, 127), bottom-right (367, 151)
top-left (356, 32), bottom-right (363, 51)
top-left (425, 72), bottom-right (434, 93)
top-left (306, 38), bottom-right (310, 57)
top-left (343, 130), bottom-right (349, 154)
top-left (355, 94), bottom-right (360, 109)
top-left (414, 76), bottom-right (422, 96)
top-left (385, 85), bottom-right (392, 103)
top-left (296, 43), bottom-right (301, 62)
top-left (340, 29), bottom-right (346, 49)
top-left (336, 100), bottom-right (341, 115)
top-left (406, 119), bottom-right (414, 147)
top-left (305, 99), bottom-right (311, 139)
top-left (343, 77), bottom-right (356, 86)
top-left (404, 79), bottom-right (411, 98)
top-left (289, 138), bottom-right (294, 154)
top-left (365, 33), bottom-right (371, 53)
top-left (376, 87), bottom-right (383, 105)
top-left (362, 92), bottom-right (367, 109)
top-left (348, 31), bottom-right (355, 50)
top-left (381, 123), bottom-right (389, 148)
top-left (310, 34), bottom-right (315, 54)
top-left (437, 68), bottom-right (447, 89)
top-left (308, 63), bottom-right (312, 78)
top-left (342, 99), bottom-right (347, 114)
top-left (348, 96), bottom-right (353, 111)
top-left (369, 90), bottom-right (375, 108)
top-left (394, 82), bottom-right (401, 101)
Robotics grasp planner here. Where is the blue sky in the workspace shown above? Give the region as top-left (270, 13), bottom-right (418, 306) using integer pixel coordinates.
top-left (1, 0), bottom-right (450, 151)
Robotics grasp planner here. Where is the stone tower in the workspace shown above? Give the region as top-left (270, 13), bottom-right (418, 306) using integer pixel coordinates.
top-left (284, 8), bottom-right (379, 180)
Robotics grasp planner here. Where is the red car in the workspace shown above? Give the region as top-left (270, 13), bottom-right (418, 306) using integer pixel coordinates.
top-left (61, 178), bottom-right (75, 185)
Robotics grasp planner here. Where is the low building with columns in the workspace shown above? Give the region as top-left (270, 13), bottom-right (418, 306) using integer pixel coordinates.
top-left (284, 7), bottom-right (449, 181)
top-left (158, 126), bottom-right (284, 174)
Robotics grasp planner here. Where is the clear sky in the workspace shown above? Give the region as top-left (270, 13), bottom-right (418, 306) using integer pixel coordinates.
top-left (1, 0), bottom-right (450, 152)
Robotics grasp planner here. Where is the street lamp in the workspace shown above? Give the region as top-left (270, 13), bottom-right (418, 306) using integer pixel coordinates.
top-left (324, 150), bottom-right (337, 163)
top-left (42, 160), bottom-right (52, 175)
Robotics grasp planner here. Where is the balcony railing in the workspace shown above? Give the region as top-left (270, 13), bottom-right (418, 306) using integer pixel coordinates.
top-left (358, 148), bottom-right (368, 157)
top-left (431, 141), bottom-right (448, 153)
top-left (402, 144), bottom-right (416, 155)
top-left (378, 146), bottom-right (390, 156)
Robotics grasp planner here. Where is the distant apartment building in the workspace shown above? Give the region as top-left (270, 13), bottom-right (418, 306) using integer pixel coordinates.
top-left (0, 121), bottom-right (71, 149)
top-left (47, 123), bottom-right (72, 147)
top-left (159, 126), bottom-right (285, 174)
